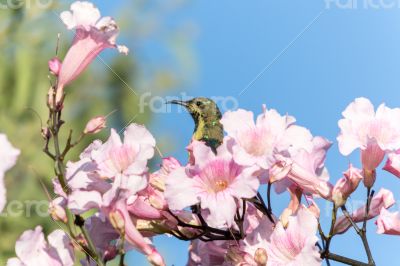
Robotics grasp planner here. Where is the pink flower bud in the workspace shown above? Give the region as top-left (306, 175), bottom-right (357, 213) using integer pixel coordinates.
top-left (254, 248), bottom-right (268, 266)
top-left (49, 198), bottom-right (67, 223)
top-left (280, 208), bottom-right (293, 229)
top-left (48, 57), bottom-right (62, 76)
top-left (147, 249), bottom-right (165, 266)
top-left (383, 150), bottom-right (400, 178)
top-left (47, 87), bottom-right (63, 111)
top-left (103, 245), bottom-right (118, 262)
top-left (84, 116), bottom-right (106, 134)
top-left (225, 246), bottom-right (256, 265)
top-left (47, 87), bottom-right (55, 109)
top-left (363, 168), bottom-right (376, 188)
top-left (109, 210), bottom-right (125, 234)
top-left (332, 165), bottom-right (362, 207)
top-left (149, 193), bottom-right (166, 210)
top-left (41, 127), bottom-right (50, 140)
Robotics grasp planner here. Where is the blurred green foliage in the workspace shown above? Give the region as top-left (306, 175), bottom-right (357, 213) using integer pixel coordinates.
top-left (0, 0), bottom-right (196, 262)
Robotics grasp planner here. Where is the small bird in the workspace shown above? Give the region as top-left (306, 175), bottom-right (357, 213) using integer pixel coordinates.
top-left (167, 97), bottom-right (224, 154)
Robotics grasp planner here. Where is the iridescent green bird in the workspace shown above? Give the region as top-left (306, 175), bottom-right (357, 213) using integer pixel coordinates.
top-left (168, 97), bottom-right (223, 154)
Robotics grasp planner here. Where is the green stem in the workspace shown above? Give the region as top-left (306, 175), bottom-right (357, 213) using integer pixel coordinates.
top-left (45, 88), bottom-right (105, 266)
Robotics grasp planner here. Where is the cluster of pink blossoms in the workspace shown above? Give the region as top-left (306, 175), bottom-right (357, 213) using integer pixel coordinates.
top-left (2, 1), bottom-right (400, 266)
top-left (10, 96), bottom-right (400, 265)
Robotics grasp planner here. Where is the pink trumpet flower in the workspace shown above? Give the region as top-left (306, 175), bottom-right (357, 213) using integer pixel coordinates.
top-left (220, 107), bottom-right (312, 172)
top-left (271, 137), bottom-right (333, 200)
top-left (266, 206), bottom-right (322, 266)
top-left (165, 139), bottom-right (260, 228)
top-left (92, 124), bottom-right (155, 196)
top-left (375, 208), bottom-right (400, 235)
top-left (7, 226), bottom-right (74, 266)
top-left (337, 97), bottom-right (400, 187)
top-left (333, 188), bottom-right (395, 234)
top-left (240, 206), bottom-right (321, 266)
top-left (56, 1), bottom-right (128, 104)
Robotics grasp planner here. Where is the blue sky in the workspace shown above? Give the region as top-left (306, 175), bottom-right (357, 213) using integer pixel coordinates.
top-left (95, 1), bottom-right (400, 265)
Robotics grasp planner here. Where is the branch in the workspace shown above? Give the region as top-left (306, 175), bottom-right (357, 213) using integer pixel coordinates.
top-left (322, 252), bottom-right (370, 266)
top-left (361, 188), bottom-right (375, 265)
top-left (267, 181), bottom-right (272, 213)
top-left (319, 203), bottom-right (375, 266)
top-left (42, 86), bottom-right (105, 266)
top-left (167, 210), bottom-right (242, 241)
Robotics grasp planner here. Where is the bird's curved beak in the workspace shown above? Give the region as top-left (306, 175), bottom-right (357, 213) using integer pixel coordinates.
top-left (166, 99), bottom-right (189, 107)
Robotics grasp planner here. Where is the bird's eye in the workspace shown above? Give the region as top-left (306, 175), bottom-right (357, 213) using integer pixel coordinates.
top-left (196, 101), bottom-right (203, 107)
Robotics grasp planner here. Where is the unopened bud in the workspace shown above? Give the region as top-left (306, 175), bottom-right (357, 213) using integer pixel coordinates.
top-left (75, 234), bottom-right (87, 249)
top-left (135, 219), bottom-right (153, 231)
top-left (103, 245), bottom-right (118, 262)
top-left (147, 249), bottom-right (165, 266)
top-left (254, 248), bottom-right (268, 266)
top-left (47, 87), bottom-right (63, 111)
top-left (109, 210), bottom-right (125, 235)
top-left (332, 165), bottom-right (363, 207)
top-left (48, 57), bottom-right (62, 76)
top-left (41, 127), bottom-right (50, 140)
top-left (225, 246), bottom-right (246, 264)
top-left (49, 198), bottom-right (67, 223)
top-left (363, 168), bottom-right (376, 188)
top-left (280, 208), bottom-right (292, 229)
top-left (55, 86), bottom-right (65, 109)
top-left (148, 196), bottom-right (164, 210)
top-left (149, 175), bottom-right (165, 191)
top-left (47, 87), bottom-right (55, 109)
top-left (84, 116), bottom-right (107, 134)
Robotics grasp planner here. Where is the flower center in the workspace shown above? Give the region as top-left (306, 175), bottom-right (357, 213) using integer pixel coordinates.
top-left (200, 159), bottom-right (241, 194)
top-left (214, 180), bottom-right (228, 192)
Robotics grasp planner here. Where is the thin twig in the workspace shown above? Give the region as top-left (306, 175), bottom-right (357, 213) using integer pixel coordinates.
top-left (323, 252), bottom-right (370, 266)
top-left (360, 188), bottom-right (375, 265)
top-left (267, 181), bottom-right (272, 212)
top-left (341, 206), bottom-right (361, 234)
